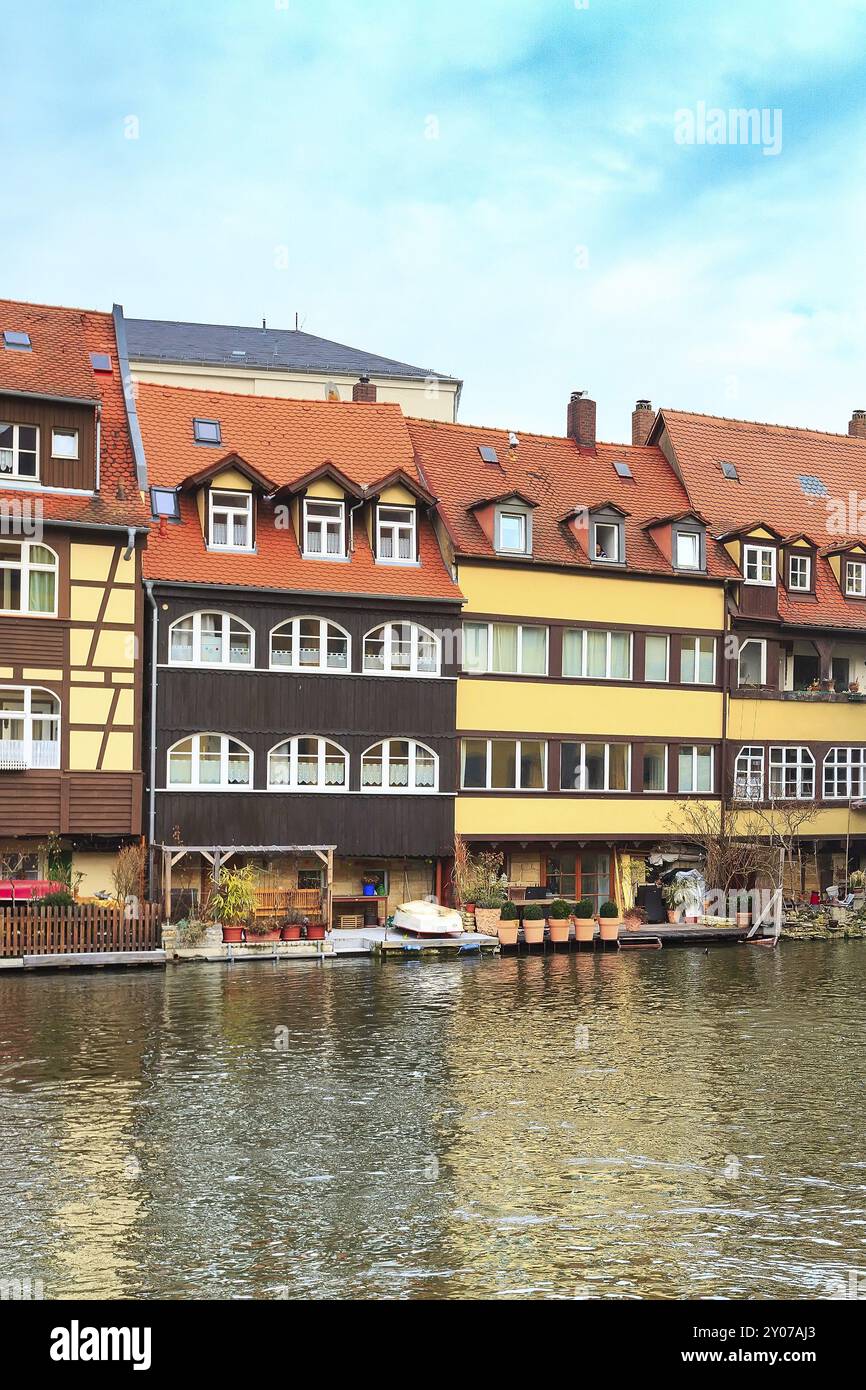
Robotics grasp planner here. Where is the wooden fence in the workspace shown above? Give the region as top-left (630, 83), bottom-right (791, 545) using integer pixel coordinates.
top-left (0, 904), bottom-right (163, 958)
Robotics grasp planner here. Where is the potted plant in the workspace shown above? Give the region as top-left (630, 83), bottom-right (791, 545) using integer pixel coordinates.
top-left (571, 897), bottom-right (595, 943)
top-left (473, 885), bottom-right (505, 935)
top-left (598, 900), bottom-right (621, 942)
top-left (522, 902), bottom-right (546, 945)
top-left (209, 864), bottom-right (257, 944)
top-left (662, 880), bottom-right (687, 923)
top-left (305, 918), bottom-right (326, 941)
top-left (497, 900), bottom-right (519, 947)
top-left (361, 875), bottom-right (378, 898)
top-left (849, 869), bottom-right (865, 908)
top-left (247, 916), bottom-right (282, 944)
top-left (548, 897), bottom-right (571, 945)
top-left (280, 911), bottom-right (303, 941)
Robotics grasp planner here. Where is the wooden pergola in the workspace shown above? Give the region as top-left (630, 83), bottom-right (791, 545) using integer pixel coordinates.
top-left (158, 844), bottom-right (336, 929)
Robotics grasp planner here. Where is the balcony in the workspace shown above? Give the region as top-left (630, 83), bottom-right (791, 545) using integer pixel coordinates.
top-left (0, 740), bottom-right (60, 772)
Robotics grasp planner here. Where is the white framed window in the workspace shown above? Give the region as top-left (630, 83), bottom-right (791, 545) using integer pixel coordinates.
top-left (270, 616), bottom-right (350, 672)
top-left (462, 621), bottom-right (547, 676)
top-left (823, 746), bottom-right (866, 800)
top-left (592, 520), bottom-right (621, 563)
top-left (0, 540), bottom-right (57, 616)
top-left (51, 427), bottom-right (78, 460)
top-left (168, 611), bottom-right (254, 667)
top-left (0, 422), bottom-right (38, 480)
top-left (361, 739), bottom-right (438, 791)
top-left (209, 490), bottom-right (253, 551)
top-left (376, 505), bottom-right (416, 563)
top-left (680, 637), bottom-right (716, 684)
top-left (560, 741), bottom-right (630, 792)
top-left (642, 743), bottom-right (668, 792)
top-left (562, 628), bottom-right (631, 680)
top-left (788, 553), bottom-right (811, 591)
top-left (737, 638), bottom-right (766, 687)
top-left (303, 499), bottom-right (345, 557)
top-left (845, 560), bottom-right (866, 597)
top-left (363, 622), bottom-right (439, 676)
top-left (769, 745), bottom-right (814, 799)
top-left (495, 508), bottom-right (530, 554)
top-left (0, 687), bottom-right (60, 769)
top-left (267, 736), bottom-right (348, 791)
top-left (743, 543), bottom-right (776, 586)
top-left (675, 531), bottom-right (701, 569)
top-left (678, 745), bottom-right (714, 793)
top-left (734, 745), bottom-right (764, 800)
top-left (460, 737), bottom-right (546, 790)
top-left (644, 633), bottom-right (669, 682)
top-left (167, 734), bottom-right (252, 789)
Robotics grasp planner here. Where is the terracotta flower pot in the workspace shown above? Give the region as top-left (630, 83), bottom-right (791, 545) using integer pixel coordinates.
top-left (306, 924), bottom-right (326, 940)
top-left (249, 928), bottom-right (281, 943)
top-left (599, 917), bottom-right (621, 942)
top-left (221, 925), bottom-right (244, 944)
top-left (549, 920), bottom-right (570, 944)
top-left (281, 924), bottom-right (302, 940)
top-left (572, 917), bottom-right (595, 943)
top-left (522, 918), bottom-right (546, 945)
top-left (497, 921), bottom-right (519, 947)
top-left (666, 909), bottom-right (679, 923)
top-left (474, 907), bottom-right (502, 936)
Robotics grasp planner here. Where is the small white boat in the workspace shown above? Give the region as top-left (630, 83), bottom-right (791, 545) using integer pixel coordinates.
top-left (393, 900), bottom-right (464, 937)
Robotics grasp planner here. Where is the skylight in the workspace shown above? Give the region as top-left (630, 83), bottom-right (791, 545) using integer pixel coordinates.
top-left (193, 418), bottom-right (222, 444)
top-left (478, 445), bottom-right (499, 464)
top-left (720, 460), bottom-right (739, 480)
top-left (798, 474), bottom-right (828, 498)
top-left (3, 330), bottom-right (31, 350)
top-left (613, 460), bottom-right (633, 479)
top-left (150, 486), bottom-right (180, 520)
top-left (89, 352), bottom-right (112, 373)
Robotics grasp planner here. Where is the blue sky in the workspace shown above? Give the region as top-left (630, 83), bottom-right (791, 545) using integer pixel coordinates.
top-left (3, 0), bottom-right (866, 438)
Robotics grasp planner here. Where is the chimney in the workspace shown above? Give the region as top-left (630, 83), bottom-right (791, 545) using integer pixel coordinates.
top-left (632, 399), bottom-right (654, 446)
top-left (566, 390), bottom-right (596, 447)
top-left (849, 408), bottom-right (866, 440)
top-left (352, 374), bottom-right (377, 404)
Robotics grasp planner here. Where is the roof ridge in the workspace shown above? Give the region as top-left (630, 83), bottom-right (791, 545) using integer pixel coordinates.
top-left (0, 297), bottom-right (109, 319)
top-left (662, 407), bottom-right (863, 442)
top-left (406, 415), bottom-right (659, 453)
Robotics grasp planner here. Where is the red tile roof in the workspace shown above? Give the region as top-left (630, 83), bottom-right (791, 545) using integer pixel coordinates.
top-left (659, 409), bottom-right (866, 629)
top-left (137, 384), bottom-right (461, 601)
top-left (406, 416), bottom-right (736, 580)
top-left (0, 299), bottom-right (148, 528)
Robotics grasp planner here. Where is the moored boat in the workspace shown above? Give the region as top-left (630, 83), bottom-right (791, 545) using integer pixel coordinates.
top-left (393, 900), bottom-right (464, 937)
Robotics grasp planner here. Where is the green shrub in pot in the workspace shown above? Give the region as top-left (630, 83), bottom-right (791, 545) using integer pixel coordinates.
top-left (549, 899), bottom-right (571, 919)
top-left (599, 900), bottom-right (619, 918)
top-left (500, 900), bottom-right (519, 920)
top-left (522, 903), bottom-right (545, 920)
top-left (572, 897), bottom-right (594, 918)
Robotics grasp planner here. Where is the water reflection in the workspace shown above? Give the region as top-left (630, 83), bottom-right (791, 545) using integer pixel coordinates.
top-left (0, 945), bottom-right (863, 1299)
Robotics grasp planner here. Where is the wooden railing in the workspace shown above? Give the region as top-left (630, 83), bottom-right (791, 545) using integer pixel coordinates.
top-left (0, 904), bottom-right (164, 957)
top-left (253, 888), bottom-right (322, 919)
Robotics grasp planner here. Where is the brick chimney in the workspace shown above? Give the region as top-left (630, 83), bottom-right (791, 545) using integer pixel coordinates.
top-left (632, 398), bottom-right (654, 446)
top-left (352, 374), bottom-right (377, 403)
top-left (566, 390), bottom-right (596, 447)
top-left (849, 408), bottom-right (866, 440)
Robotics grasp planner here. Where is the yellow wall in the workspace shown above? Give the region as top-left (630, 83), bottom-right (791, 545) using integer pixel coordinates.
top-left (66, 539), bottom-right (139, 773)
top-left (456, 797), bottom-right (686, 837)
top-left (728, 697), bottom-right (866, 742)
top-left (459, 681), bottom-right (722, 738)
top-left (457, 562), bottom-right (724, 627)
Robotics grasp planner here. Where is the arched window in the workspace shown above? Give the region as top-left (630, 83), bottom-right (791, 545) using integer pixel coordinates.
top-left (823, 746), bottom-right (866, 800)
top-left (267, 737), bottom-right (348, 790)
top-left (734, 745), bottom-right (764, 800)
top-left (167, 734), bottom-right (252, 789)
top-left (361, 739), bottom-right (438, 792)
top-left (0, 686), bottom-right (60, 769)
top-left (269, 617), bottom-right (350, 672)
top-left (363, 622), bottom-right (439, 676)
top-left (0, 540), bottom-right (58, 616)
top-left (168, 611), bottom-right (254, 667)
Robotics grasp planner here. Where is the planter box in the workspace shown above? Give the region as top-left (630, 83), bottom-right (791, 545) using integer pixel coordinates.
top-left (474, 907), bottom-right (502, 936)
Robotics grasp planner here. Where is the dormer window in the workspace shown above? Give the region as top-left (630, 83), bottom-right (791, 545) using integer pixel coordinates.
top-left (303, 499), bottom-right (345, 558)
top-left (208, 490), bottom-right (253, 551)
top-left (674, 530), bottom-right (701, 570)
top-left (0, 423), bottom-right (38, 480)
top-left (788, 553), bottom-right (811, 591)
top-left (592, 519), bottom-right (622, 563)
top-left (51, 428), bottom-right (78, 460)
top-left (376, 505), bottom-right (416, 563)
top-left (743, 543), bottom-right (776, 586)
top-left (846, 560), bottom-right (866, 597)
top-left (496, 508), bottom-right (529, 554)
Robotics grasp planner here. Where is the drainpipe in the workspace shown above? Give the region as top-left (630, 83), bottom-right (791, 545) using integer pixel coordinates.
top-left (144, 581), bottom-right (158, 893)
top-left (95, 402), bottom-right (102, 493)
top-left (348, 495), bottom-right (365, 554)
top-left (123, 527), bottom-right (135, 562)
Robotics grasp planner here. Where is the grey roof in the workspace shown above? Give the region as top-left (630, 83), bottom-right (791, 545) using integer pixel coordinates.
top-left (125, 316), bottom-right (460, 384)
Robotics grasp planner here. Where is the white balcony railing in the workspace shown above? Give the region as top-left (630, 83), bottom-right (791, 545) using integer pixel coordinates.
top-left (0, 739), bottom-right (60, 771)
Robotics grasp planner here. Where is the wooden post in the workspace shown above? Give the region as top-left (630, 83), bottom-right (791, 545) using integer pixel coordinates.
top-left (162, 847), bottom-right (172, 922)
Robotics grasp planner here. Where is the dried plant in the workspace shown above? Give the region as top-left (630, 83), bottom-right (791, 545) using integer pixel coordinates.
top-left (112, 842), bottom-right (146, 906)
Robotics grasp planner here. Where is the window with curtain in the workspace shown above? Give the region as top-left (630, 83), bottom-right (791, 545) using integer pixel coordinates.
top-left (680, 637), bottom-right (716, 684)
top-left (303, 499), bottom-right (345, 556)
top-left (208, 490), bottom-right (253, 550)
top-left (562, 629), bottom-right (632, 679)
top-left (734, 746), bottom-right (764, 800)
top-left (363, 622), bottom-right (440, 675)
top-left (644, 634), bottom-right (669, 681)
top-left (0, 686), bottom-right (60, 768)
top-left (0, 541), bottom-right (57, 615)
top-left (743, 544), bottom-right (776, 585)
top-left (642, 744), bottom-right (667, 792)
top-left (737, 639), bottom-right (766, 687)
top-left (361, 739), bottom-right (438, 791)
top-left (560, 741), bottom-right (630, 791)
top-left (376, 505), bottom-right (416, 562)
top-left (269, 617), bottom-right (350, 672)
top-left (0, 422), bottom-right (38, 479)
top-left (168, 611), bottom-right (253, 667)
top-left (678, 745), bottom-right (714, 793)
top-left (168, 734), bottom-right (252, 789)
top-left (267, 736), bottom-right (348, 790)
top-left (460, 738), bottom-right (545, 789)
top-left (461, 622), bottom-right (547, 675)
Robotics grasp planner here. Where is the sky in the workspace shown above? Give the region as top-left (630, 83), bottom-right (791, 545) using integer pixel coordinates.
top-left (3, 0), bottom-right (866, 440)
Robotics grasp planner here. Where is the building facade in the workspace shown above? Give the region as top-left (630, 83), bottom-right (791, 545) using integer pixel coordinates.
top-left (0, 300), bottom-right (149, 894)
